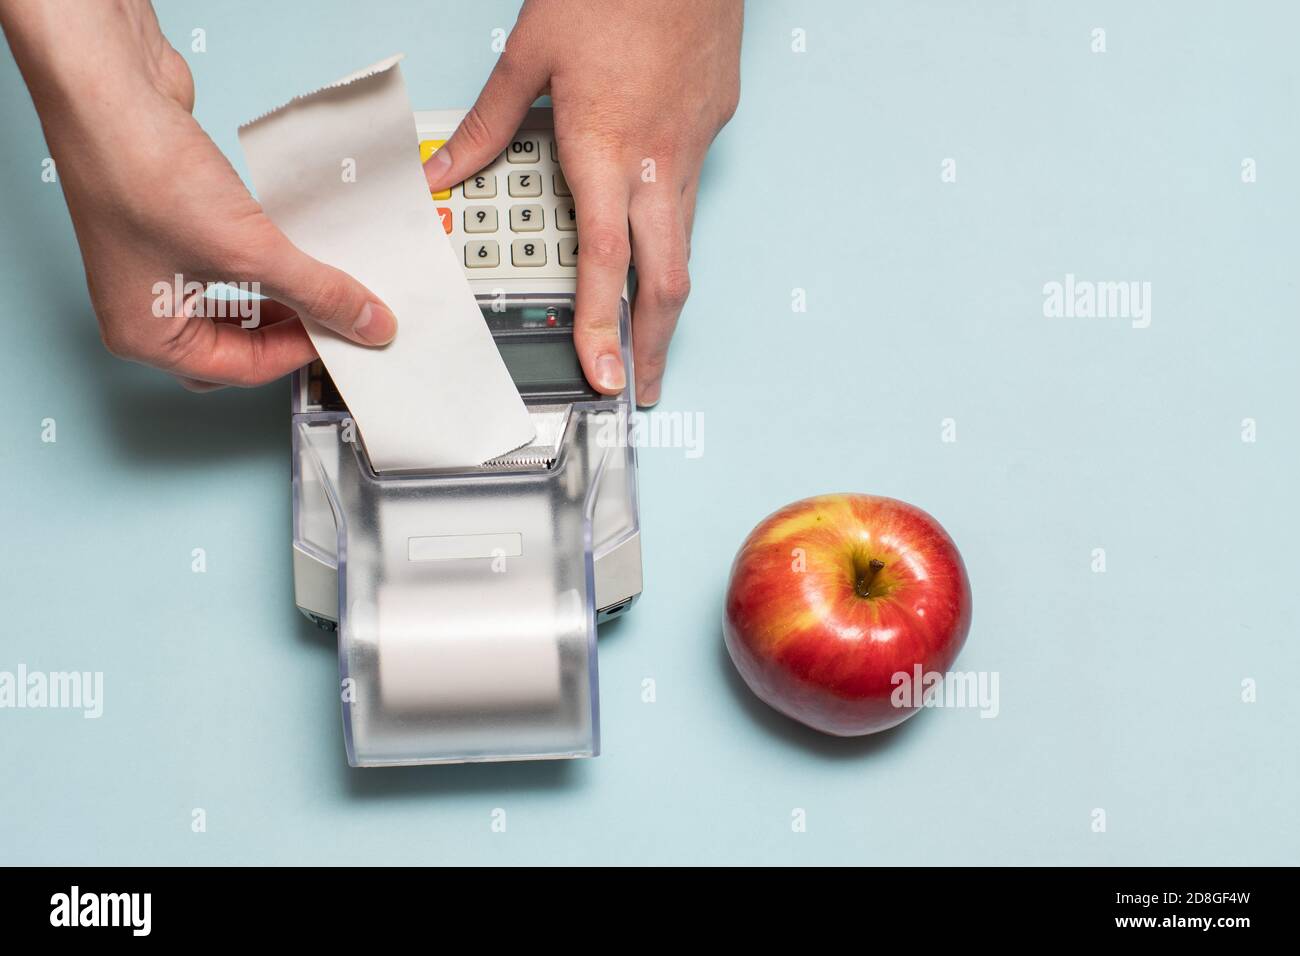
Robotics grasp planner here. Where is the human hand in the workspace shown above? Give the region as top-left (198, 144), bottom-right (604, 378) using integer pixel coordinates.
top-left (425, 0), bottom-right (743, 406)
top-left (1, 0), bottom-right (397, 390)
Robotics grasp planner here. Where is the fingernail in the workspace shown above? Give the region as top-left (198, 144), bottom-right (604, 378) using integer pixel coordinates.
top-left (594, 353), bottom-right (626, 392)
top-left (638, 380), bottom-right (661, 407)
top-left (425, 148), bottom-right (452, 185)
top-left (352, 301), bottom-right (397, 345)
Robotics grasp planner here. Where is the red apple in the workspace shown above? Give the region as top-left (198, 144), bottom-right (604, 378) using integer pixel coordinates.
top-left (723, 494), bottom-right (972, 736)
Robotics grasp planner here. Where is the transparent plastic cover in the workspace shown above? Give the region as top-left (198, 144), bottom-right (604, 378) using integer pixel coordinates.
top-left (290, 294), bottom-right (637, 766)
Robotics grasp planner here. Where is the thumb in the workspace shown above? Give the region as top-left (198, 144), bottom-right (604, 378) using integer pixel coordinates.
top-left (424, 49), bottom-right (548, 193)
top-left (257, 232), bottom-right (397, 346)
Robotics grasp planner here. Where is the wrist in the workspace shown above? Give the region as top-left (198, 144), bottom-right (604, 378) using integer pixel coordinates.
top-left (2, 0), bottom-right (168, 120)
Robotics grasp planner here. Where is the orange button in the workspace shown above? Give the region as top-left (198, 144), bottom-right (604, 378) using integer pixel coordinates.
top-left (436, 207), bottom-right (453, 235)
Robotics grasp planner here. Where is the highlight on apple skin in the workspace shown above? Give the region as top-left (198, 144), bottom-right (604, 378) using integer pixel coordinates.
top-left (723, 493), bottom-right (973, 737)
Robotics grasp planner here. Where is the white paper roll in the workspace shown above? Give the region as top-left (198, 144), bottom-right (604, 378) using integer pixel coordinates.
top-left (375, 585), bottom-right (566, 713)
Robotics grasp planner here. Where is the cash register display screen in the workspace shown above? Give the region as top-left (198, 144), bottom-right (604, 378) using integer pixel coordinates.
top-left (496, 339), bottom-right (586, 389)
top-left (484, 303), bottom-right (597, 397)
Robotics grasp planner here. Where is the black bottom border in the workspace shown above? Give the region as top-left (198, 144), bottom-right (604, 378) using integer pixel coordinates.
top-left (0, 866), bottom-right (1287, 940)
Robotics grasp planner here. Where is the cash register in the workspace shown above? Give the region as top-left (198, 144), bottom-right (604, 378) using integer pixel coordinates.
top-left (290, 108), bottom-right (641, 766)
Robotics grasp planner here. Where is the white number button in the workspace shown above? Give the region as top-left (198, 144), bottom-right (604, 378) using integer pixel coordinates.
top-left (511, 239), bottom-right (546, 267)
top-left (465, 240), bottom-right (500, 268)
top-left (555, 203), bottom-right (576, 231)
top-left (507, 139), bottom-right (539, 163)
top-left (553, 171), bottom-right (571, 197)
top-left (463, 173), bottom-right (496, 199)
top-left (558, 238), bottom-right (578, 267)
top-left (464, 206), bottom-right (498, 233)
top-left (510, 204), bottom-right (544, 232)
top-left (508, 171), bottom-right (542, 197)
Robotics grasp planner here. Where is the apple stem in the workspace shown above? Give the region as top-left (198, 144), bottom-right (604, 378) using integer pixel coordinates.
top-left (856, 558), bottom-right (886, 598)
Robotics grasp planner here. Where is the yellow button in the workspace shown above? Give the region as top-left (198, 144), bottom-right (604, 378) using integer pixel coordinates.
top-left (419, 139), bottom-right (452, 199)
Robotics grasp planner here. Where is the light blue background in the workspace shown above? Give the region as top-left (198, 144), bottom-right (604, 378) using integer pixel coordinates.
top-left (2, 0), bottom-right (1297, 865)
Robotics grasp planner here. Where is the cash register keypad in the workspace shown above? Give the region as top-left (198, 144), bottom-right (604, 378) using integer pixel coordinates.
top-left (419, 131), bottom-right (579, 278)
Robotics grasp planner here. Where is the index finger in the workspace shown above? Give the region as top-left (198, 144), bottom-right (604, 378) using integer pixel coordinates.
top-left (568, 164), bottom-right (632, 395)
top-left (153, 295), bottom-right (318, 387)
